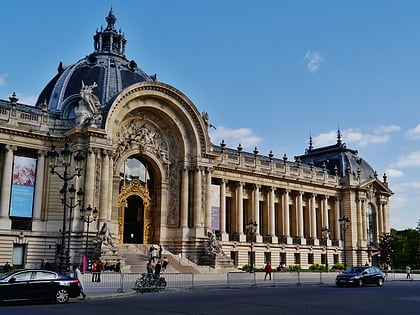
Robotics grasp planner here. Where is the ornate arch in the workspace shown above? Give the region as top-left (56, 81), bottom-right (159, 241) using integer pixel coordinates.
top-left (118, 179), bottom-right (153, 244)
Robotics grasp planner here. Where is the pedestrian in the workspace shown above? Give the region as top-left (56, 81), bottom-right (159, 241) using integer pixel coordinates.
top-left (155, 260), bottom-right (162, 276)
top-left (73, 264), bottom-right (86, 299)
top-left (91, 260), bottom-right (98, 282)
top-left (96, 260), bottom-right (103, 282)
top-left (406, 265), bottom-right (411, 279)
top-left (159, 244), bottom-right (163, 259)
top-left (40, 259), bottom-right (55, 271)
top-left (115, 261), bottom-right (121, 272)
top-left (146, 258), bottom-right (154, 274)
top-left (162, 256), bottom-right (169, 271)
top-left (264, 262), bottom-right (272, 280)
top-left (3, 262), bottom-right (12, 272)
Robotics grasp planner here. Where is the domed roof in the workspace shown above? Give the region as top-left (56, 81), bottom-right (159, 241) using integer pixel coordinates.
top-left (296, 130), bottom-right (376, 182)
top-left (35, 9), bottom-right (155, 116)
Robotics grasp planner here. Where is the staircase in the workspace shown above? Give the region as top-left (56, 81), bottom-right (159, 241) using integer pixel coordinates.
top-left (117, 244), bottom-right (224, 274)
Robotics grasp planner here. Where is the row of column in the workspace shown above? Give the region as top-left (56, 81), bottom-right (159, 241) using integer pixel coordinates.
top-left (217, 180), bottom-right (342, 241)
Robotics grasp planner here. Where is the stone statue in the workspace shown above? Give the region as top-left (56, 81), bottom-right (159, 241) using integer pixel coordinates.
top-left (204, 231), bottom-right (224, 256)
top-left (80, 81), bottom-right (100, 112)
top-left (95, 223), bottom-right (117, 256)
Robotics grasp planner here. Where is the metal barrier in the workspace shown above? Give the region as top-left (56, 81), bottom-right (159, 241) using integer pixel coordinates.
top-left (82, 270), bottom-right (411, 293)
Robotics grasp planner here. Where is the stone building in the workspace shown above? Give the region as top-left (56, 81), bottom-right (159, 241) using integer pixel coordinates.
top-left (0, 10), bottom-right (392, 271)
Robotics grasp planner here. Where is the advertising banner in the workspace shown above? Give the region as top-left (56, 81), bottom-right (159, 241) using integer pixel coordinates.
top-left (10, 156), bottom-right (36, 218)
top-left (211, 184), bottom-right (220, 230)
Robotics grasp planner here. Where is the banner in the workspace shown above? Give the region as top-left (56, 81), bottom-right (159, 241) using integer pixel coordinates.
top-left (211, 184), bottom-right (220, 230)
top-left (10, 156), bottom-right (36, 218)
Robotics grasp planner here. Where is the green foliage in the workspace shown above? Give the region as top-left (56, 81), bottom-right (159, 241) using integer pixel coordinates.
top-left (241, 264), bottom-right (252, 272)
top-left (288, 264), bottom-right (302, 271)
top-left (332, 263), bottom-right (344, 270)
top-left (309, 264), bottom-right (326, 271)
top-left (380, 228), bottom-right (420, 269)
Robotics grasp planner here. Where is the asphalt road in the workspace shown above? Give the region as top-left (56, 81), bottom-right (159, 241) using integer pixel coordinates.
top-left (1, 281), bottom-right (420, 315)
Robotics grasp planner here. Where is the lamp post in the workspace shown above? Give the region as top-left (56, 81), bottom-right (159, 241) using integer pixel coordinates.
top-left (246, 220), bottom-right (258, 272)
top-left (63, 184), bottom-right (84, 271)
top-left (80, 205), bottom-right (98, 260)
top-left (339, 216), bottom-right (351, 270)
top-left (47, 143), bottom-right (85, 272)
top-left (321, 226), bottom-right (330, 272)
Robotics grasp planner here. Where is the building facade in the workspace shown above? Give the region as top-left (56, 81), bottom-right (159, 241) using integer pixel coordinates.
top-left (0, 10), bottom-right (392, 271)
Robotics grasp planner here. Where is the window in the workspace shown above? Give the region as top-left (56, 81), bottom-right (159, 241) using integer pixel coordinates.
top-left (34, 271), bottom-right (56, 280)
top-left (280, 252), bottom-right (286, 265)
top-left (264, 252), bottom-right (271, 264)
top-left (308, 253), bottom-right (314, 265)
top-left (12, 244), bottom-right (26, 267)
top-left (13, 271), bottom-right (32, 281)
top-left (366, 204), bottom-right (375, 245)
top-left (294, 253), bottom-right (300, 265)
top-left (321, 253), bottom-right (326, 265)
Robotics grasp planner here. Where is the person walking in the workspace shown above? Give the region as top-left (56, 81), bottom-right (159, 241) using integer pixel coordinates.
top-left (264, 262), bottom-right (272, 280)
top-left (73, 264), bottom-right (86, 299)
top-left (406, 265), bottom-right (411, 280)
top-left (146, 258), bottom-right (155, 274)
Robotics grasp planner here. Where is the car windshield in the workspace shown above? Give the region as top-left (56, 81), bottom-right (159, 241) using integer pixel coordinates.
top-left (344, 267), bottom-right (366, 274)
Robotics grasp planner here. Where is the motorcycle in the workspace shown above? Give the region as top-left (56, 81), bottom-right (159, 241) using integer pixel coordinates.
top-left (133, 273), bottom-right (167, 293)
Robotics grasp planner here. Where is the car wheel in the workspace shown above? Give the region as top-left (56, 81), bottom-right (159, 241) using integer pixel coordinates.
top-left (377, 278), bottom-right (384, 287)
top-left (55, 288), bottom-right (69, 303)
top-left (358, 279), bottom-right (363, 287)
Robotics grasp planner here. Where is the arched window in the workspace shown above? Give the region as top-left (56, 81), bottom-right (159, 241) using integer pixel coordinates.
top-left (119, 156), bottom-right (154, 193)
top-left (366, 204), bottom-right (375, 245)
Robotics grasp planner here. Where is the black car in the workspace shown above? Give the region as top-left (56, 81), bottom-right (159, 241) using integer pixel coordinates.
top-left (336, 266), bottom-right (385, 287)
top-left (0, 269), bottom-right (81, 303)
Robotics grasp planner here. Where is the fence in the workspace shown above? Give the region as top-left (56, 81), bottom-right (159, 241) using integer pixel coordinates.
top-left (81, 270), bottom-right (412, 293)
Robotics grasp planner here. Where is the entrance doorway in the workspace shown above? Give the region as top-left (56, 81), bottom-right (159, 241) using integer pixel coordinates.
top-left (123, 195), bottom-right (144, 243)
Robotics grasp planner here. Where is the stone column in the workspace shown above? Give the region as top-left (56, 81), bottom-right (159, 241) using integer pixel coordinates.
top-left (323, 195), bottom-right (329, 228)
top-left (297, 191), bottom-right (304, 238)
top-left (334, 198), bottom-right (340, 240)
top-left (205, 167), bottom-right (212, 230)
top-left (283, 189), bottom-right (290, 237)
top-left (33, 150), bottom-right (46, 221)
top-left (0, 145), bottom-right (16, 219)
top-left (84, 147), bottom-right (96, 209)
top-left (269, 186), bottom-right (276, 237)
top-left (193, 166), bottom-right (202, 227)
top-left (357, 199), bottom-right (363, 241)
top-left (310, 194), bottom-right (317, 239)
top-left (253, 184), bottom-right (260, 235)
top-left (107, 154), bottom-right (114, 221)
top-left (180, 166), bottom-right (189, 228)
top-left (99, 150), bottom-right (110, 221)
top-left (237, 182), bottom-right (244, 235)
top-left (220, 179), bottom-right (227, 236)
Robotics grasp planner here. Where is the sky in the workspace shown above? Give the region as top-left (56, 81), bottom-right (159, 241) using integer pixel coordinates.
top-left (1, 0), bottom-right (420, 230)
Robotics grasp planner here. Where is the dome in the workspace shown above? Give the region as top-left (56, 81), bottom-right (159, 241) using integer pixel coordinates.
top-left (296, 131), bottom-right (376, 182)
top-left (35, 9), bottom-right (156, 118)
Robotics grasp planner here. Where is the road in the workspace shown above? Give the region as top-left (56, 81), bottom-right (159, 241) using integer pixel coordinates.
top-left (1, 281), bottom-right (420, 315)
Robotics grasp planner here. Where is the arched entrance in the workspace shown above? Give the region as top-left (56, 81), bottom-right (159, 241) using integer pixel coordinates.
top-left (118, 155), bottom-right (155, 244)
top-left (123, 195), bottom-right (144, 243)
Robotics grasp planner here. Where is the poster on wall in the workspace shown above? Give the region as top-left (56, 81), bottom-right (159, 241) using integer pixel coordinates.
top-left (211, 184), bottom-right (220, 231)
top-left (10, 156), bottom-right (37, 218)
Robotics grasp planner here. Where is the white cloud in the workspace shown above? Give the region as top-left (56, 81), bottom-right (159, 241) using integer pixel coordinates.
top-left (386, 168), bottom-right (404, 178)
top-left (0, 74), bottom-right (7, 86)
top-left (394, 150), bottom-right (420, 168)
top-left (406, 124), bottom-right (420, 139)
top-left (312, 125), bottom-right (400, 148)
top-left (210, 126), bottom-right (262, 150)
top-left (303, 51), bottom-right (323, 73)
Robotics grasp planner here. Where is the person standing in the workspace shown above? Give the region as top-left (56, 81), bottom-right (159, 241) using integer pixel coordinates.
top-left (3, 262), bottom-right (12, 272)
top-left (73, 264), bottom-right (86, 299)
top-left (162, 256), bottom-right (169, 271)
top-left (406, 265), bottom-right (411, 279)
top-left (264, 262), bottom-right (272, 280)
top-left (91, 260), bottom-right (98, 282)
top-left (146, 258), bottom-right (154, 274)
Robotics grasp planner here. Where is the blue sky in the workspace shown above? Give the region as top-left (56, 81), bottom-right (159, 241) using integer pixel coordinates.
top-left (1, 0), bottom-right (420, 230)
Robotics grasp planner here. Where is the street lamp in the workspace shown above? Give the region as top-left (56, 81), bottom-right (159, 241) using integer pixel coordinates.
top-left (246, 220), bottom-right (258, 272)
top-left (63, 184), bottom-right (84, 271)
top-left (47, 143), bottom-right (85, 272)
top-left (321, 226), bottom-right (330, 272)
top-left (80, 205), bottom-right (98, 259)
top-left (339, 216), bottom-right (351, 270)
